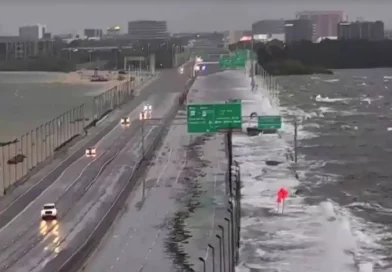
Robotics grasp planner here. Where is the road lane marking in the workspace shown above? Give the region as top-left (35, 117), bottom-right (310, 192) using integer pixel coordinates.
top-left (0, 125), bottom-right (157, 266)
top-left (0, 152), bottom-right (106, 234)
top-left (58, 126), bottom-right (158, 271)
top-left (155, 149), bottom-right (173, 186)
top-left (0, 77), bottom-right (158, 219)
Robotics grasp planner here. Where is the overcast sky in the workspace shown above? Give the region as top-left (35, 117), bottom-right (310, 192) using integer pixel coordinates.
top-left (0, 1), bottom-right (390, 35)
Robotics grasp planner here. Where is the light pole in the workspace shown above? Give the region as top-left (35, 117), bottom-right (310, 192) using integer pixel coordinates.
top-left (208, 244), bottom-right (216, 272)
top-left (224, 217), bottom-right (232, 272)
top-left (216, 234), bottom-right (223, 272)
top-left (139, 111), bottom-right (145, 160)
top-left (198, 257), bottom-right (206, 272)
top-left (218, 225), bottom-right (226, 272)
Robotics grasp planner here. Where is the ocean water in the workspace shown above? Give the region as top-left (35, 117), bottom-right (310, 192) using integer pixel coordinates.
top-left (0, 72), bottom-right (106, 142)
top-left (232, 68), bottom-right (392, 272)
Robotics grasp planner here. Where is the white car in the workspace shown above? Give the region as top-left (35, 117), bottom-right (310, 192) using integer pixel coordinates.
top-left (41, 203), bottom-right (57, 220)
top-left (85, 147), bottom-right (96, 157)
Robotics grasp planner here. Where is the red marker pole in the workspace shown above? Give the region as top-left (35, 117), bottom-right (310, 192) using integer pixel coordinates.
top-left (277, 187), bottom-right (289, 215)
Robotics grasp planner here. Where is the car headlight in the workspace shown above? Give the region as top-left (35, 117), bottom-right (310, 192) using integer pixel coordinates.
top-left (41, 210), bottom-right (45, 216)
top-left (52, 209), bottom-right (57, 215)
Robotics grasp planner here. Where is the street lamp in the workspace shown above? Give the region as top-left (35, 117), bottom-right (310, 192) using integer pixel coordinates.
top-left (216, 234), bottom-right (223, 272)
top-left (224, 217), bottom-right (232, 272)
top-left (198, 257), bottom-right (206, 272)
top-left (218, 225), bottom-right (226, 272)
top-left (208, 244), bottom-right (216, 272)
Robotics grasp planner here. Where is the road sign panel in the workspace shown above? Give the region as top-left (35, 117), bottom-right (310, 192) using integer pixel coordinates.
top-left (187, 104), bottom-right (216, 133)
top-left (187, 102), bottom-right (242, 133)
top-left (214, 103), bottom-right (242, 130)
top-left (258, 116), bottom-right (282, 129)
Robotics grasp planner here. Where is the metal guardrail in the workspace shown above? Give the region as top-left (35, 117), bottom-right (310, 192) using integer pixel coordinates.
top-left (0, 74), bottom-right (150, 195)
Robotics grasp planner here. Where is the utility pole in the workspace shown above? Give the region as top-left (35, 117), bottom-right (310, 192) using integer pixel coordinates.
top-left (250, 32), bottom-right (254, 83)
top-left (141, 112), bottom-right (145, 160)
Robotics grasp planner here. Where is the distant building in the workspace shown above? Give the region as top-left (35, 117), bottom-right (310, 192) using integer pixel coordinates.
top-left (252, 20), bottom-right (285, 35)
top-left (296, 10), bottom-right (344, 40)
top-left (337, 20), bottom-right (384, 41)
top-left (0, 36), bottom-right (64, 60)
top-left (227, 30), bottom-right (244, 44)
top-left (19, 24), bottom-right (46, 40)
top-left (84, 29), bottom-right (103, 39)
top-left (106, 25), bottom-right (122, 36)
top-left (253, 33), bottom-right (285, 43)
top-left (284, 19), bottom-right (313, 44)
top-left (127, 20), bottom-right (168, 40)
top-left (43, 33), bottom-right (52, 39)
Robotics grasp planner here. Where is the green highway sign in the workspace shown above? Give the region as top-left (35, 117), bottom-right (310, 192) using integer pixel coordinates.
top-left (187, 102), bottom-right (242, 133)
top-left (187, 104), bottom-right (216, 133)
top-left (258, 116), bottom-right (282, 129)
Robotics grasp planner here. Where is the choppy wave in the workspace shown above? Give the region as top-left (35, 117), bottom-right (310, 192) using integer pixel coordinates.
top-left (233, 72), bottom-right (390, 272)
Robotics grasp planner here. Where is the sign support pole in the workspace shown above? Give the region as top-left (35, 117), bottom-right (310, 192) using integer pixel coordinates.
top-left (294, 118), bottom-right (298, 164)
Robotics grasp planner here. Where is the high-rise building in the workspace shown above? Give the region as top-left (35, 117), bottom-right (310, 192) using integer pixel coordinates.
top-left (19, 24), bottom-right (46, 40)
top-left (338, 21), bottom-right (385, 41)
top-left (296, 11), bottom-right (344, 40)
top-left (127, 20), bottom-right (168, 40)
top-left (252, 20), bottom-right (285, 35)
top-left (284, 19), bottom-right (313, 44)
top-left (84, 28), bottom-right (103, 38)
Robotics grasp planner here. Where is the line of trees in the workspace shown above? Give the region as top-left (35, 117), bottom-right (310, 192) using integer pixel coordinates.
top-left (229, 39), bottom-right (392, 75)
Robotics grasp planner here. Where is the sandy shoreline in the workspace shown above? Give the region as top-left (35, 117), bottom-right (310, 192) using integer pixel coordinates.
top-left (49, 70), bottom-right (136, 90)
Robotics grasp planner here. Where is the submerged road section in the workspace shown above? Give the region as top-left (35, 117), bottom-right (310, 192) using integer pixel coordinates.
top-left (0, 64), bottom-right (193, 272)
top-left (82, 120), bottom-right (190, 272)
top-left (82, 61), bottom-right (235, 272)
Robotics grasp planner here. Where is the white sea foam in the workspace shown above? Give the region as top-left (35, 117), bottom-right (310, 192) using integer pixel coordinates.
top-left (315, 94), bottom-right (350, 103)
top-left (233, 72), bottom-right (386, 272)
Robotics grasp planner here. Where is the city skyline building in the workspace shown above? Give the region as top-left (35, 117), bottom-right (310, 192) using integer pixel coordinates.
top-left (19, 24), bottom-right (46, 40)
top-left (284, 19), bottom-right (313, 44)
top-left (252, 19), bottom-right (285, 35)
top-left (127, 20), bottom-right (168, 40)
top-left (338, 20), bottom-right (385, 41)
top-left (296, 10), bottom-right (344, 40)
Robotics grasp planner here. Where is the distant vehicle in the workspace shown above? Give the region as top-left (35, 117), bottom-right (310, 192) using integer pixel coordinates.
top-left (85, 147), bottom-right (96, 157)
top-left (41, 203), bottom-right (57, 220)
top-left (143, 104), bottom-right (152, 111)
top-left (118, 70), bottom-right (127, 75)
top-left (90, 76), bottom-right (109, 82)
top-left (120, 117), bottom-right (130, 125)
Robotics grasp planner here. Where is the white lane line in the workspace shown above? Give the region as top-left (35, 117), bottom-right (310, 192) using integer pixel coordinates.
top-left (0, 98), bottom-right (146, 218)
top-left (27, 128), bottom-right (157, 271)
top-left (174, 150), bottom-right (188, 184)
top-left (0, 152), bottom-right (106, 234)
top-left (138, 212), bottom-right (168, 271)
top-left (155, 149), bottom-right (173, 186)
top-left (70, 125), bottom-right (159, 270)
top-left (84, 127), bottom-right (154, 192)
top-left (103, 131), bottom-right (179, 271)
